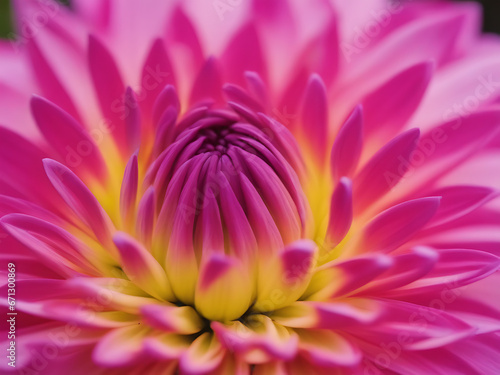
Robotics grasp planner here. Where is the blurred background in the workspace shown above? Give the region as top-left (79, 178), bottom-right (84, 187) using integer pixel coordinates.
top-left (0, 0), bottom-right (499, 37)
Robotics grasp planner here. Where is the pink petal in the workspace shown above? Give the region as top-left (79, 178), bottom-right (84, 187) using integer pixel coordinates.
top-left (427, 185), bottom-right (499, 227)
top-left (356, 247), bottom-right (439, 295)
top-left (388, 249), bottom-right (500, 296)
top-left (179, 333), bottom-right (225, 375)
top-left (113, 231), bottom-right (173, 300)
top-left (221, 24), bottom-right (267, 86)
top-left (330, 105), bottom-right (363, 182)
top-left (308, 254), bottom-right (392, 299)
top-left (31, 96), bottom-right (107, 180)
top-left (135, 187), bottom-right (156, 248)
top-left (27, 38), bottom-right (80, 122)
top-left (353, 128), bottom-right (420, 213)
top-left (300, 74), bottom-right (329, 163)
top-left (1, 214), bottom-right (98, 277)
top-left (362, 62), bottom-right (433, 141)
top-left (88, 34), bottom-right (127, 154)
top-left (43, 159), bottom-right (115, 251)
top-left (119, 153), bottom-right (138, 226)
top-left (359, 197), bottom-right (441, 253)
top-left (92, 325), bottom-right (148, 367)
top-left (297, 330), bottom-right (361, 368)
top-left (189, 57), bottom-right (223, 106)
top-left (140, 38), bottom-right (176, 121)
top-left (141, 304), bottom-right (203, 334)
top-left (326, 177), bottom-right (353, 247)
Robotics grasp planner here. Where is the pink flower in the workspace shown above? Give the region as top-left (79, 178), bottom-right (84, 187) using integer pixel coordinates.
top-left (1, 0), bottom-right (500, 373)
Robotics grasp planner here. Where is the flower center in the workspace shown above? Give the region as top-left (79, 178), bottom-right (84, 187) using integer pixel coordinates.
top-left (141, 105), bottom-right (312, 309)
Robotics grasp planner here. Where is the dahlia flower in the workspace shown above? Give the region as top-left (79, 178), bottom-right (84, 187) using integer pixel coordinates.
top-left (1, 0), bottom-right (500, 373)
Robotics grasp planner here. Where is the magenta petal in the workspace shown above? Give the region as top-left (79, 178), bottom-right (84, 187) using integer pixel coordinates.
top-left (357, 247), bottom-right (439, 295)
top-left (141, 304), bottom-right (203, 334)
top-left (140, 38), bottom-right (176, 121)
top-left (244, 71), bottom-right (270, 111)
top-left (221, 24), bottom-right (267, 86)
top-left (330, 105), bottom-right (363, 182)
top-left (152, 85), bottom-right (180, 128)
top-left (428, 185), bottom-right (499, 227)
top-left (390, 249), bottom-right (500, 295)
top-left (300, 74), bottom-right (329, 162)
top-left (88, 34), bottom-right (127, 153)
top-left (361, 300), bottom-right (474, 351)
top-left (119, 153), bottom-right (138, 225)
top-left (136, 186), bottom-right (156, 248)
top-left (92, 325), bottom-right (148, 367)
top-left (167, 5), bottom-right (204, 71)
top-left (1, 213), bottom-right (98, 277)
top-left (189, 57), bottom-right (223, 106)
top-left (360, 197), bottom-right (441, 253)
top-left (43, 159), bottom-right (115, 250)
top-left (31, 96), bottom-right (107, 180)
top-left (123, 87), bottom-right (142, 154)
top-left (223, 83), bottom-right (264, 113)
top-left (353, 128), bottom-right (420, 213)
top-left (326, 177), bottom-right (353, 247)
top-left (299, 18), bottom-right (339, 86)
top-left (27, 38), bottom-right (80, 122)
top-left (113, 231), bottom-right (173, 300)
top-left (198, 254), bottom-right (234, 292)
top-left (328, 255), bottom-right (393, 298)
top-left (0, 127), bottom-right (57, 208)
top-left (362, 62), bottom-right (433, 140)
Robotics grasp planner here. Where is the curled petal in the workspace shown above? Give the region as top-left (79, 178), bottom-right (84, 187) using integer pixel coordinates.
top-left (195, 254), bottom-right (253, 322)
top-left (92, 325), bottom-right (149, 367)
top-left (254, 240), bottom-right (317, 312)
top-left (141, 304), bottom-right (204, 335)
top-left (180, 332), bottom-right (225, 375)
top-left (113, 231), bottom-right (174, 300)
top-left (42, 159), bottom-right (116, 251)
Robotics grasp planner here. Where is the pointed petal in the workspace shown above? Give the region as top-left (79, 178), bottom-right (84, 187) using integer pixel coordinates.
top-left (326, 177), bottom-right (353, 247)
top-left (221, 24), bottom-right (267, 86)
top-left (92, 325), bottom-right (148, 367)
top-left (180, 333), bottom-right (225, 374)
top-left (119, 153), bottom-right (138, 226)
top-left (359, 197), bottom-right (441, 253)
top-left (306, 254), bottom-right (392, 300)
top-left (428, 185), bottom-right (499, 227)
top-left (141, 304), bottom-right (203, 335)
top-left (362, 62), bottom-right (433, 139)
top-left (300, 74), bottom-right (329, 163)
top-left (330, 105), bottom-right (363, 182)
top-left (140, 38), bottom-right (176, 121)
top-left (42, 159), bottom-right (115, 250)
top-left (195, 254), bottom-right (253, 322)
top-left (136, 187), bottom-right (156, 248)
top-left (389, 249), bottom-right (500, 296)
top-left (31, 96), bottom-right (107, 180)
top-left (357, 247), bottom-right (439, 295)
top-left (88, 34), bottom-right (126, 153)
top-left (113, 231), bottom-right (173, 300)
top-left (273, 299), bottom-right (381, 329)
top-left (254, 240), bottom-right (317, 312)
top-left (27, 38), bottom-right (80, 121)
top-left (353, 128), bottom-right (420, 213)
top-left (297, 330), bottom-right (361, 368)
top-left (123, 87), bottom-right (142, 153)
top-left (212, 315), bottom-right (298, 362)
top-left (189, 57), bottom-right (223, 106)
